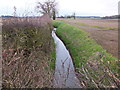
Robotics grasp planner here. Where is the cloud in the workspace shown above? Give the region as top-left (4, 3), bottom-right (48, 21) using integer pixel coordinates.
top-left (58, 0), bottom-right (119, 16)
top-left (0, 0), bottom-right (119, 16)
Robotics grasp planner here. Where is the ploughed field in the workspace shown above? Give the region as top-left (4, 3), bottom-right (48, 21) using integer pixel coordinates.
top-left (57, 18), bottom-right (118, 58)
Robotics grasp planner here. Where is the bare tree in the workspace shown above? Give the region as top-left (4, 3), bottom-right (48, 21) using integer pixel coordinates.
top-left (53, 8), bottom-right (56, 20)
top-left (73, 12), bottom-right (76, 19)
top-left (13, 6), bottom-right (17, 17)
top-left (36, 0), bottom-right (58, 20)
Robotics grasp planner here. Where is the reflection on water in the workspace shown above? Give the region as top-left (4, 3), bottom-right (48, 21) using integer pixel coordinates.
top-left (52, 28), bottom-right (81, 88)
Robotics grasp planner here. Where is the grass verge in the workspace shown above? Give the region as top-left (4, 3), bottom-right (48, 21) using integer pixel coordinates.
top-left (75, 22), bottom-right (116, 30)
top-left (53, 21), bottom-right (120, 88)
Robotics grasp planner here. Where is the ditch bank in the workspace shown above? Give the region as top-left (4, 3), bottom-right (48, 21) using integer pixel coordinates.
top-left (52, 21), bottom-right (119, 88)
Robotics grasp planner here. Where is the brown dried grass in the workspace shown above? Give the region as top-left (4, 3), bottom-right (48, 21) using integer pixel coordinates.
top-left (77, 53), bottom-right (120, 88)
top-left (2, 14), bottom-right (54, 88)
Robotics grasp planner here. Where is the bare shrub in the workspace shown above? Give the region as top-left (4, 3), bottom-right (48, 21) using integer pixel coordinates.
top-left (2, 14), bottom-right (54, 88)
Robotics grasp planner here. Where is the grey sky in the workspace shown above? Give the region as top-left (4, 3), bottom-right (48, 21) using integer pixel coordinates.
top-left (0, 0), bottom-right (119, 16)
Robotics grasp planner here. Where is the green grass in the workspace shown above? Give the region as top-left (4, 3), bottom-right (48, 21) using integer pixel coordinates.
top-left (49, 39), bottom-right (56, 70)
top-left (75, 22), bottom-right (90, 27)
top-left (75, 22), bottom-right (116, 30)
top-left (53, 21), bottom-right (118, 73)
top-left (92, 26), bottom-right (115, 30)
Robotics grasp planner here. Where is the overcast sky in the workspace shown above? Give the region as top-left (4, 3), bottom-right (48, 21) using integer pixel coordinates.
top-left (0, 0), bottom-right (119, 17)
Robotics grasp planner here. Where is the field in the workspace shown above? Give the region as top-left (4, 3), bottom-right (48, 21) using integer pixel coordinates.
top-left (2, 16), bottom-right (119, 88)
top-left (56, 18), bottom-right (118, 58)
top-left (53, 20), bottom-right (119, 88)
top-left (2, 15), bottom-right (55, 88)
top-left (59, 18), bottom-right (118, 29)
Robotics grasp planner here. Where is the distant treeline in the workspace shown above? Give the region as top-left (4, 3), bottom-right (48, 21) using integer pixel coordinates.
top-left (1, 15), bottom-right (42, 18)
top-left (102, 15), bottom-right (120, 19)
top-left (1, 15), bottom-right (14, 18)
top-left (2, 15), bottom-right (120, 19)
top-left (57, 15), bottom-right (120, 19)
top-left (57, 16), bottom-right (101, 19)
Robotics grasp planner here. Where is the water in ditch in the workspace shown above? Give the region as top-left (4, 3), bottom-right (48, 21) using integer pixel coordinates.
top-left (52, 28), bottom-right (81, 88)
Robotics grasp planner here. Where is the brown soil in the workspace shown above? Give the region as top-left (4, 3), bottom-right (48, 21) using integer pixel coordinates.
top-left (58, 19), bottom-right (118, 58)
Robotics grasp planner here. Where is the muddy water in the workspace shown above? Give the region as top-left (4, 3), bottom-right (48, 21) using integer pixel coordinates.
top-left (52, 28), bottom-right (81, 88)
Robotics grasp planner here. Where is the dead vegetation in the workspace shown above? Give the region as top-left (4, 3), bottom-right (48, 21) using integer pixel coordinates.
top-left (2, 14), bottom-right (54, 88)
top-left (76, 52), bottom-right (120, 88)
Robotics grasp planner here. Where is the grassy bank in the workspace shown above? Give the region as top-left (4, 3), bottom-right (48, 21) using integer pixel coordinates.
top-left (2, 15), bottom-right (55, 88)
top-left (53, 21), bottom-right (119, 88)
